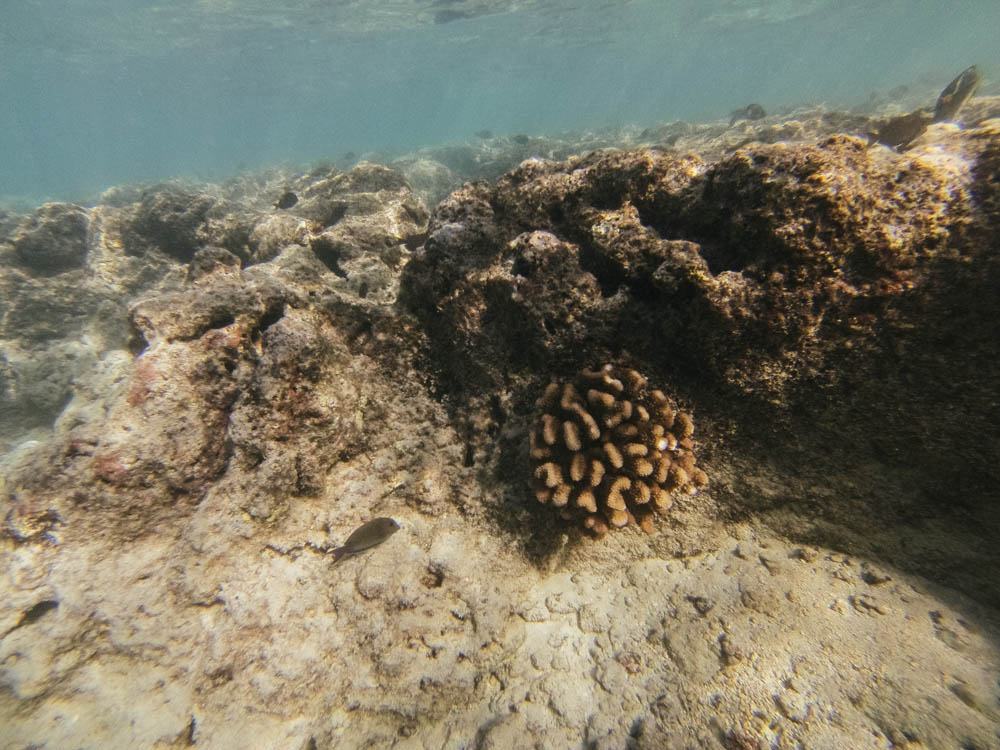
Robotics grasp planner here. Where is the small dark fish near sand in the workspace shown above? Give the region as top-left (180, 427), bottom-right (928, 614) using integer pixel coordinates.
top-left (867, 64), bottom-right (982, 150)
top-left (729, 102), bottom-right (766, 126)
top-left (330, 517), bottom-right (400, 563)
top-left (274, 190), bottom-right (298, 209)
top-left (934, 65), bottom-right (981, 122)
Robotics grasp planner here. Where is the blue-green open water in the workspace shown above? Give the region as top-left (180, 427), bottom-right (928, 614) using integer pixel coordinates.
top-left (2, 0), bottom-right (999, 201)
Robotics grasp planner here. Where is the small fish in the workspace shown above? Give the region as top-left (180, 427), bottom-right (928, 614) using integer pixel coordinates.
top-left (867, 110), bottom-right (934, 150)
top-left (729, 103), bottom-right (766, 126)
top-left (474, 129), bottom-right (494, 140)
top-left (330, 517), bottom-right (400, 563)
top-left (1, 599), bottom-right (58, 640)
top-left (933, 65), bottom-right (981, 123)
top-left (274, 191), bottom-right (298, 210)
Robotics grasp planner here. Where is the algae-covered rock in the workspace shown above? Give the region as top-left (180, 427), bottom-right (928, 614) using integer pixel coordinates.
top-left (123, 187), bottom-right (217, 262)
top-left (400, 122), bottom-right (1000, 612)
top-left (11, 202), bottom-right (90, 274)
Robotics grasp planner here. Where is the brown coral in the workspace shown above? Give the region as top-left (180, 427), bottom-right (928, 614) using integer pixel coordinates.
top-left (529, 364), bottom-right (707, 537)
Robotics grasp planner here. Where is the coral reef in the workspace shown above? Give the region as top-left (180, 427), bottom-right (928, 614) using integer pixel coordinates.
top-left (0, 161), bottom-right (434, 534)
top-left (1, 107), bottom-right (1000, 748)
top-left (530, 364), bottom-right (706, 536)
top-left (400, 118), bottom-right (1000, 610)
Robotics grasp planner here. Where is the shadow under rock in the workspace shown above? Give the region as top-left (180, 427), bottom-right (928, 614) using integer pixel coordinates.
top-left (485, 423), bottom-right (577, 569)
top-left (703, 383), bottom-right (1000, 614)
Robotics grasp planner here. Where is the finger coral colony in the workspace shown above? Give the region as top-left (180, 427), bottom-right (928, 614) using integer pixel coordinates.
top-left (529, 364), bottom-right (708, 537)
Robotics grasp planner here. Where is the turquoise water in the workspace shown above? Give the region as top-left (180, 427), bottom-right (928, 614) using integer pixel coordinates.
top-left (2, 0), bottom-right (999, 201)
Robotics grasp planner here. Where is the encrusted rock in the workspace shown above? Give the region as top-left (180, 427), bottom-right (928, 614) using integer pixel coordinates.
top-left (187, 246), bottom-right (241, 282)
top-left (11, 203), bottom-right (90, 274)
top-left (123, 188), bottom-right (216, 262)
top-left (530, 364), bottom-right (706, 537)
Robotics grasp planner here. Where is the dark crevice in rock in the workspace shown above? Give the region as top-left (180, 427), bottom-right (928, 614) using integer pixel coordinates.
top-left (207, 309), bottom-right (236, 331)
top-left (322, 201), bottom-right (349, 227)
top-left (309, 235), bottom-right (349, 278)
top-left (20, 599), bottom-right (59, 626)
top-left (510, 255), bottom-right (533, 279)
top-left (687, 237), bottom-right (757, 276)
top-left (576, 241), bottom-right (627, 298)
top-left (129, 323), bottom-right (150, 357)
top-left (403, 231), bottom-right (429, 251)
top-left (1, 599), bottom-right (59, 639)
top-left (257, 301), bottom-right (286, 333)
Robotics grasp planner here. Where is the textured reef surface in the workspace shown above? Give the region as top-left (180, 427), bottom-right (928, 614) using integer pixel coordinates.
top-left (2, 103), bottom-right (1000, 748)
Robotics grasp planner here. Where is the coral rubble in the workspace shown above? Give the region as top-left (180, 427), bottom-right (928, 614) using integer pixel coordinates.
top-left (530, 364), bottom-right (706, 536)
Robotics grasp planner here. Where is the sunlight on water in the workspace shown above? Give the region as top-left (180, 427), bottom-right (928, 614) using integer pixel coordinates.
top-left (2, 0), bottom-right (999, 200)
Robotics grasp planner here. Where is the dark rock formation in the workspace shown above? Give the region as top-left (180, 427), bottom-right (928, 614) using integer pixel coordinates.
top-left (123, 188), bottom-right (217, 262)
top-left (11, 203), bottom-right (90, 274)
top-left (402, 135), bottom-right (982, 399)
top-left (401, 123), bottom-right (1000, 606)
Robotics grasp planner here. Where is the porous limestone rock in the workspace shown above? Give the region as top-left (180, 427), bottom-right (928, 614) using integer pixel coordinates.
top-left (2, 516), bottom-right (997, 748)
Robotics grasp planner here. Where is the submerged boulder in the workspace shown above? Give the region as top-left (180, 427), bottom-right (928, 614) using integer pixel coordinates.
top-left (11, 202), bottom-right (90, 274)
top-left (123, 188), bottom-right (217, 262)
top-left (401, 123), bottom-right (1000, 609)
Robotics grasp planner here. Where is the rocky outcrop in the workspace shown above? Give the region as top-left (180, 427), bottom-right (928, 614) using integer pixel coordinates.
top-left (400, 121), bottom-right (1000, 608)
top-left (1, 119), bottom-right (999, 748)
top-left (401, 131), bottom-right (993, 400)
top-left (10, 203), bottom-right (90, 274)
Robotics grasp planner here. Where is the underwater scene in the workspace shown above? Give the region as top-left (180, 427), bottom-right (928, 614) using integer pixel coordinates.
top-left (2, 0), bottom-right (1000, 747)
